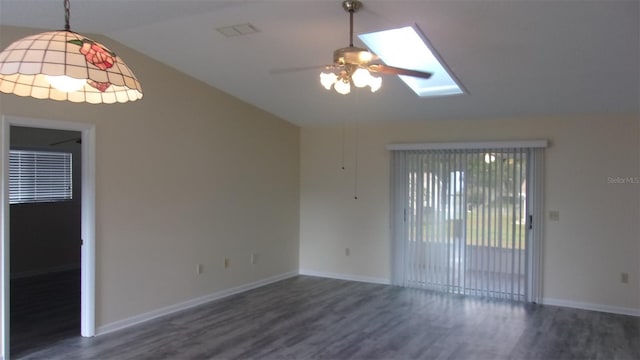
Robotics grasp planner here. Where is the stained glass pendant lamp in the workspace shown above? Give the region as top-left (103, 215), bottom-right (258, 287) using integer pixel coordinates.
top-left (0, 0), bottom-right (143, 104)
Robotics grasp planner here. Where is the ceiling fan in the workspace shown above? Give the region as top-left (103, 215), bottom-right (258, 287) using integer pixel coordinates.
top-left (319, 0), bottom-right (433, 94)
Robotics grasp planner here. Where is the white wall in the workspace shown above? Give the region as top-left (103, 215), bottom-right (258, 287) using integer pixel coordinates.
top-left (300, 114), bottom-right (640, 313)
top-left (0, 25), bottom-right (300, 330)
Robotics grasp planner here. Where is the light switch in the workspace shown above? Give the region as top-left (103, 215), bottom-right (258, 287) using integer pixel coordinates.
top-left (621, 272), bottom-right (629, 284)
top-left (549, 210), bottom-right (560, 221)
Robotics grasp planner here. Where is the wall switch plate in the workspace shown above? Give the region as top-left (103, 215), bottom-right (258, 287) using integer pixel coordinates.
top-left (251, 253), bottom-right (257, 264)
top-left (621, 272), bottom-right (629, 284)
top-left (549, 210), bottom-right (560, 221)
top-left (224, 258), bottom-right (230, 268)
top-left (345, 248), bottom-right (350, 256)
top-left (196, 263), bottom-right (203, 275)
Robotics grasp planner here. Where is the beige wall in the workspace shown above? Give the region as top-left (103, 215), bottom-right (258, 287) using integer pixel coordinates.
top-left (0, 26), bottom-right (300, 328)
top-left (300, 114), bottom-right (640, 311)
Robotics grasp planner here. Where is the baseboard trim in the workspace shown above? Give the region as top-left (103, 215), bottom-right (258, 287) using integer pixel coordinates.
top-left (297, 272), bottom-right (639, 317)
top-left (542, 297), bottom-right (640, 317)
top-left (96, 271), bottom-right (299, 336)
top-left (96, 271), bottom-right (638, 337)
top-left (10, 264), bottom-right (80, 279)
top-left (299, 269), bottom-right (391, 285)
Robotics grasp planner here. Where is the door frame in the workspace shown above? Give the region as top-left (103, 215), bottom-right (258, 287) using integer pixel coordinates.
top-left (0, 115), bottom-right (96, 359)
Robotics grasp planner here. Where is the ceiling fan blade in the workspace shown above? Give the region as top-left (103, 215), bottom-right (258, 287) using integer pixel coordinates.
top-left (269, 65), bottom-right (329, 75)
top-left (369, 64), bottom-right (432, 79)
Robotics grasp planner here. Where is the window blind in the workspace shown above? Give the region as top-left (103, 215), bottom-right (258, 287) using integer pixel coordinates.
top-left (391, 146), bottom-right (544, 301)
top-left (9, 150), bottom-right (73, 204)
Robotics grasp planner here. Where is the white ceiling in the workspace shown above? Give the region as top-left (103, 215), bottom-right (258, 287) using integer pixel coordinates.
top-left (1, 0), bottom-right (638, 126)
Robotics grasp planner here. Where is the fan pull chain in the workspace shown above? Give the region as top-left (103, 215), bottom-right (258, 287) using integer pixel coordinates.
top-left (341, 117), bottom-right (346, 170)
top-left (353, 89), bottom-right (361, 200)
top-left (353, 118), bottom-right (359, 200)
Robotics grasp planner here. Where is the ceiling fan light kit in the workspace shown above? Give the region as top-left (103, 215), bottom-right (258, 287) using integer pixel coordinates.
top-left (320, 0), bottom-right (432, 95)
top-left (0, 0), bottom-right (143, 104)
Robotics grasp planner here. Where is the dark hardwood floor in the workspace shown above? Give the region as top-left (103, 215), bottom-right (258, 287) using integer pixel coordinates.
top-left (10, 269), bottom-right (80, 359)
top-left (13, 275), bottom-right (640, 360)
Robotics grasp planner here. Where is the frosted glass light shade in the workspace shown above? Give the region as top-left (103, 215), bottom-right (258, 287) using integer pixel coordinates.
top-left (0, 30), bottom-right (143, 104)
top-left (334, 79), bottom-right (351, 95)
top-left (320, 72), bottom-right (338, 90)
top-left (351, 68), bottom-right (370, 88)
top-left (369, 75), bottom-right (382, 92)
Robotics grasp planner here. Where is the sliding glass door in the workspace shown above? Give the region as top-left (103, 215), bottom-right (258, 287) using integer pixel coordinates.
top-left (391, 146), bottom-right (544, 302)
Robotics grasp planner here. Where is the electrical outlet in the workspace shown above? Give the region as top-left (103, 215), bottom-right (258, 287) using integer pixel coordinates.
top-left (621, 272), bottom-right (629, 284)
top-left (224, 258), bottom-right (230, 268)
top-left (549, 210), bottom-right (560, 221)
top-left (345, 248), bottom-right (350, 256)
top-left (251, 253), bottom-right (258, 264)
top-left (196, 263), bottom-right (203, 275)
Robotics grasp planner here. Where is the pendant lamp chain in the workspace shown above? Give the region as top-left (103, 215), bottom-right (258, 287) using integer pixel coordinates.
top-left (64, 0), bottom-right (71, 31)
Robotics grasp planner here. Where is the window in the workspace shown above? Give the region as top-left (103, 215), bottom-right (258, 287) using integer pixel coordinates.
top-left (9, 150), bottom-right (73, 204)
top-left (390, 142), bottom-right (546, 302)
top-left (359, 26), bottom-right (464, 97)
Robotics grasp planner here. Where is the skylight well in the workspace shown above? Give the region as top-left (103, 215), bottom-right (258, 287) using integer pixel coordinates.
top-left (359, 26), bottom-right (463, 97)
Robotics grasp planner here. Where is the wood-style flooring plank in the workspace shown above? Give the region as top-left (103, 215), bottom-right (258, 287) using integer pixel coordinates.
top-left (14, 276), bottom-right (640, 360)
top-left (11, 270), bottom-right (80, 359)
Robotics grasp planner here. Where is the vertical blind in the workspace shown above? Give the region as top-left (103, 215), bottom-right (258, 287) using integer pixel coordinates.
top-left (9, 149), bottom-right (73, 204)
top-left (391, 145), bottom-right (544, 302)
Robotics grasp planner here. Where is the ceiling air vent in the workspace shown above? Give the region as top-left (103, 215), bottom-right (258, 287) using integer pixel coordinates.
top-left (216, 23), bottom-right (260, 37)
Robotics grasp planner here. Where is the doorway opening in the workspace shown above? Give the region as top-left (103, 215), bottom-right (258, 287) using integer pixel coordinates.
top-left (9, 126), bottom-right (81, 358)
top-left (1, 116), bottom-right (96, 359)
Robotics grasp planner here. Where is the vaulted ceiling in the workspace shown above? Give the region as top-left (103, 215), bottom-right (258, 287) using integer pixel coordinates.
top-left (1, 0), bottom-right (638, 126)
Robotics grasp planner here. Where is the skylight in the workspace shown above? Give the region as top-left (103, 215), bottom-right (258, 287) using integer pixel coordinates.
top-left (359, 26), bottom-right (463, 97)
